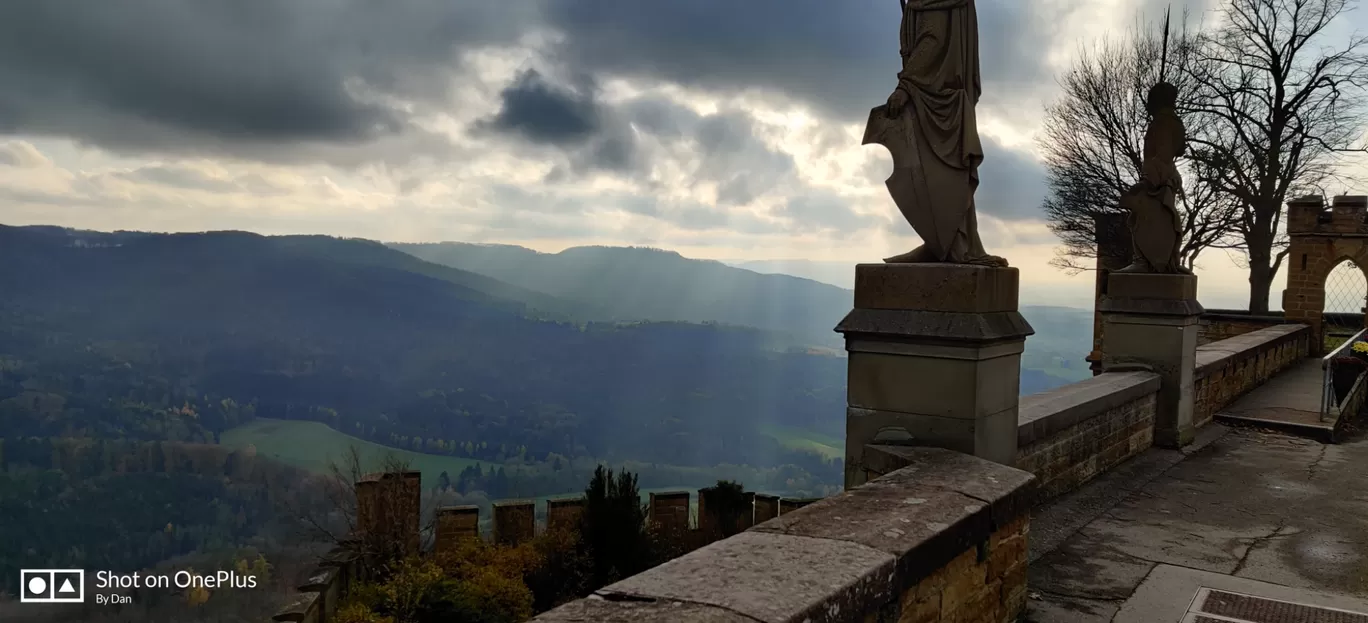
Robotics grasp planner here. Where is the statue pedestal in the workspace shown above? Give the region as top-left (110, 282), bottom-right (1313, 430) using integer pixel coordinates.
top-left (1100, 272), bottom-right (1203, 449)
top-left (836, 264), bottom-right (1034, 489)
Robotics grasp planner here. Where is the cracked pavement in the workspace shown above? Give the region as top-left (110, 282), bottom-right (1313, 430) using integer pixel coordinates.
top-left (1023, 425), bottom-right (1368, 622)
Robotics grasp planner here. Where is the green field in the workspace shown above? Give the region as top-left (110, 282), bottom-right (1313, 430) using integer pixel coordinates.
top-left (223, 418), bottom-right (828, 506)
top-left (760, 425), bottom-right (843, 460)
top-left (220, 418), bottom-right (484, 483)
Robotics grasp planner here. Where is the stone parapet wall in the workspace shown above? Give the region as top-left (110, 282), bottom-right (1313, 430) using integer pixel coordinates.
top-left (1198, 309), bottom-right (1292, 346)
top-left (272, 544), bottom-right (361, 623)
top-left (1016, 371), bottom-right (1160, 503)
top-left (1193, 324), bottom-right (1312, 427)
top-left (532, 446), bottom-right (1034, 623)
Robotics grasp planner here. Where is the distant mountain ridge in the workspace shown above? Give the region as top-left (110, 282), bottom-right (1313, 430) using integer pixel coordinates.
top-left (392, 241), bottom-right (1094, 390)
top-left (391, 242), bottom-right (853, 348)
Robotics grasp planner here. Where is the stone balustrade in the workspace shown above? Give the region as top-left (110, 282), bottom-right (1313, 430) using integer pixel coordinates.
top-left (532, 446), bottom-right (1034, 623)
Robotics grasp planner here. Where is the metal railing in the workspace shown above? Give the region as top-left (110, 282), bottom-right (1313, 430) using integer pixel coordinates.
top-left (1321, 327), bottom-right (1368, 422)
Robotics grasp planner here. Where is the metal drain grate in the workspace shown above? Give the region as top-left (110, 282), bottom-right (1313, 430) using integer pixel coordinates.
top-left (1185, 588), bottom-right (1368, 623)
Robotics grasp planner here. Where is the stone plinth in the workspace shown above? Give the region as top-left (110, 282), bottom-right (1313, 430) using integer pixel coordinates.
top-left (1090, 213), bottom-right (1133, 375)
top-left (837, 264), bottom-right (1034, 488)
top-left (1100, 272), bottom-right (1204, 448)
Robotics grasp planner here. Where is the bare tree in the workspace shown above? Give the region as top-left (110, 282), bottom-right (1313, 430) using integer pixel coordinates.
top-left (1042, 17), bottom-right (1242, 273)
top-left (1185, 0), bottom-right (1368, 312)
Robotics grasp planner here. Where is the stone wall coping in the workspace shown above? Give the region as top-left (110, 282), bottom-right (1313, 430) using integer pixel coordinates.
top-left (298, 564), bottom-right (339, 592)
top-left (1194, 324), bottom-right (1309, 375)
top-left (834, 308), bottom-right (1035, 344)
top-left (438, 504), bottom-right (481, 514)
top-left (271, 590), bottom-right (321, 622)
top-left (1017, 371), bottom-right (1161, 447)
top-left (320, 545), bottom-right (359, 566)
top-left (533, 448), bottom-right (1033, 623)
top-left (1200, 309), bottom-right (1289, 322)
top-left (357, 470), bottom-right (421, 484)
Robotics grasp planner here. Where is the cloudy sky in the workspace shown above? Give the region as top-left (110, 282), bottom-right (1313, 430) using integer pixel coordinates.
top-left (1, 0), bottom-right (1364, 309)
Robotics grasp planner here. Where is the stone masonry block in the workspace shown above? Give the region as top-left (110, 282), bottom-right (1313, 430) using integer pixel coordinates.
top-left (600, 531), bottom-right (898, 623)
top-left (847, 409), bottom-right (1019, 486)
top-left (548, 498), bottom-right (585, 531)
top-left (853, 264), bottom-right (1019, 313)
top-left (1107, 272), bottom-right (1198, 300)
top-left (938, 549), bottom-right (988, 614)
top-left (532, 596), bottom-right (754, 623)
top-left (847, 350), bottom-right (1021, 419)
top-left (754, 494), bottom-right (780, 525)
top-left (944, 582), bottom-right (1001, 623)
top-left (435, 505), bottom-right (480, 554)
top-left (650, 492), bottom-right (692, 533)
top-left (574, 447), bottom-right (1031, 623)
top-left (493, 501), bottom-right (535, 546)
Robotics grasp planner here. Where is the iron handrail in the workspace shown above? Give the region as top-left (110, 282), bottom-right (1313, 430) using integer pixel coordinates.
top-left (1321, 327), bottom-right (1368, 421)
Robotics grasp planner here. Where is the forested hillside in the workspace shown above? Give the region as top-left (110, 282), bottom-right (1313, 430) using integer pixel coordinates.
top-left (0, 437), bottom-right (324, 622)
top-left (0, 226), bottom-right (844, 475)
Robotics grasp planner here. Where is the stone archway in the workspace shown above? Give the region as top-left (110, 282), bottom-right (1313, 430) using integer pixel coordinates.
top-left (1283, 195), bottom-right (1368, 354)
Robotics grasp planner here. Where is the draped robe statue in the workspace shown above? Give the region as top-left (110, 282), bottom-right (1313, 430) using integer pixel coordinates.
top-left (863, 0), bottom-right (1006, 266)
top-left (1117, 82), bottom-right (1189, 274)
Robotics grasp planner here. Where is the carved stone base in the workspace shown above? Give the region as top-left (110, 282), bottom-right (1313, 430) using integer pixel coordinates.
top-left (837, 264), bottom-right (1034, 488)
top-left (1100, 273), bottom-right (1203, 449)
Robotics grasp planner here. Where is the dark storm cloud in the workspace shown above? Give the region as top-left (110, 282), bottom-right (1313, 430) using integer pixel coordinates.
top-left (975, 137), bottom-right (1049, 221)
top-left (482, 77), bottom-right (798, 197)
top-left (476, 69), bottom-right (643, 174)
top-left (541, 0), bottom-right (1078, 122)
top-left (0, 0), bottom-right (534, 158)
top-left (0, 0), bottom-right (1132, 197)
top-left (478, 70), bottom-right (602, 146)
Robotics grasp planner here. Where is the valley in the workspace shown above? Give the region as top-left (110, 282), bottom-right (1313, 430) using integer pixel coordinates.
top-left (0, 224), bottom-right (1095, 621)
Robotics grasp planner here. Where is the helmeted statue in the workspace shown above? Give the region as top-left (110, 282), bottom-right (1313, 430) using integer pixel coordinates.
top-left (863, 0), bottom-right (1006, 266)
top-left (1117, 81), bottom-right (1189, 274)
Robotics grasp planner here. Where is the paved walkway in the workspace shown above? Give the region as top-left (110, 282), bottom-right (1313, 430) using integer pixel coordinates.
top-left (1215, 358), bottom-right (1336, 440)
top-left (1026, 420), bottom-right (1368, 622)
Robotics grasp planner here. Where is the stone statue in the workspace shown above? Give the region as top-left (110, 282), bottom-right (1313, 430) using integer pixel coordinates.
top-left (862, 0), bottom-right (1006, 267)
top-left (1117, 82), bottom-right (1189, 274)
